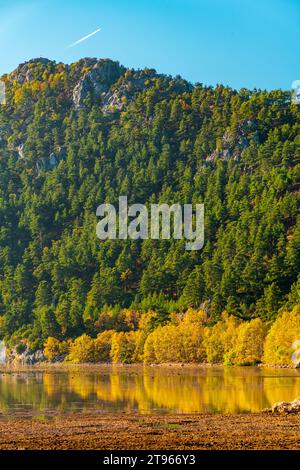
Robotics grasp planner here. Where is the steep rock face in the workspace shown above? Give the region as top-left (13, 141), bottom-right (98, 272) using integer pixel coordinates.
top-left (101, 69), bottom-right (159, 114)
top-left (72, 59), bottom-right (126, 109)
top-left (35, 147), bottom-right (66, 173)
top-left (72, 61), bottom-right (192, 113)
top-left (9, 58), bottom-right (57, 84)
top-left (101, 69), bottom-right (193, 115)
top-left (206, 119), bottom-right (260, 163)
top-left (6, 347), bottom-right (45, 365)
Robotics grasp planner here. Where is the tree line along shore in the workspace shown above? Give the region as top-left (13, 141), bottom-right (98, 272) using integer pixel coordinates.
top-left (8, 305), bottom-right (296, 366)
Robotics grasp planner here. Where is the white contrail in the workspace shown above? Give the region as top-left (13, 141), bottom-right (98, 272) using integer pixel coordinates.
top-left (68, 28), bottom-right (101, 48)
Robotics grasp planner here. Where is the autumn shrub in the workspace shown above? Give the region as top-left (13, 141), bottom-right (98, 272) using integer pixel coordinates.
top-left (143, 332), bottom-right (156, 363)
top-left (0, 316), bottom-right (5, 337)
top-left (94, 330), bottom-right (114, 362)
top-left (204, 313), bottom-right (241, 364)
top-left (44, 337), bottom-right (69, 361)
top-left (263, 306), bottom-right (300, 365)
top-left (232, 318), bottom-right (267, 365)
top-left (144, 309), bottom-right (207, 363)
top-left (204, 318), bottom-right (226, 364)
top-left (178, 309), bottom-right (207, 362)
top-left (67, 334), bottom-right (95, 363)
top-left (110, 331), bottom-right (140, 363)
top-left (118, 309), bottom-right (141, 331)
top-left (110, 311), bottom-right (160, 363)
top-left (144, 324), bottom-right (181, 363)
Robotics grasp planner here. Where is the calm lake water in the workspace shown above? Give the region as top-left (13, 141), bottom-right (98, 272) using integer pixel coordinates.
top-left (0, 365), bottom-right (299, 417)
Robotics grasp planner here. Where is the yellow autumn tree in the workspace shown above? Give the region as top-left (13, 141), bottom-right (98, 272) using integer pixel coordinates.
top-left (94, 330), bottom-right (114, 362)
top-left (178, 309), bottom-right (207, 362)
top-left (233, 318), bottom-right (267, 365)
top-left (152, 324), bottom-right (182, 363)
top-left (44, 337), bottom-right (69, 361)
top-left (263, 305), bottom-right (300, 365)
top-left (143, 309), bottom-right (207, 363)
top-left (67, 334), bottom-right (95, 363)
top-left (136, 311), bottom-right (161, 363)
top-left (143, 332), bottom-right (156, 363)
top-left (204, 313), bottom-right (241, 364)
top-left (110, 331), bottom-right (139, 364)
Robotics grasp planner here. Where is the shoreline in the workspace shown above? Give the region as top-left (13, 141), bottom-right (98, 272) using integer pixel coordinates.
top-left (0, 362), bottom-right (299, 372)
top-left (0, 411), bottom-right (299, 450)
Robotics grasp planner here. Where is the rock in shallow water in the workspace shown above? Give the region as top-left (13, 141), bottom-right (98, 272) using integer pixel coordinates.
top-left (272, 398), bottom-right (300, 414)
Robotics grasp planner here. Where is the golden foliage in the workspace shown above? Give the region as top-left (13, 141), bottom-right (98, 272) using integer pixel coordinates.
top-left (263, 306), bottom-right (300, 365)
top-left (110, 331), bottom-right (141, 364)
top-left (43, 305), bottom-right (300, 366)
top-left (204, 313), bottom-right (239, 363)
top-left (67, 334), bottom-right (95, 363)
top-left (44, 337), bottom-right (69, 361)
top-left (94, 330), bottom-right (114, 362)
top-left (144, 309), bottom-right (207, 363)
top-left (232, 318), bottom-right (267, 365)
top-left (204, 314), bottom-right (266, 365)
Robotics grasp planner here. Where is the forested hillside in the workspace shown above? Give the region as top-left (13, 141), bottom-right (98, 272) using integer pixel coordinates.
top-left (0, 57), bottom-right (299, 352)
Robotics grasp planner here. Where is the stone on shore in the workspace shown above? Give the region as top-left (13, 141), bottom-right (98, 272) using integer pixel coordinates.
top-left (272, 398), bottom-right (300, 414)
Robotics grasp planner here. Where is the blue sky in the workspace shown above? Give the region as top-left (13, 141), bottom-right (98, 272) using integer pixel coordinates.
top-left (0, 0), bottom-right (299, 90)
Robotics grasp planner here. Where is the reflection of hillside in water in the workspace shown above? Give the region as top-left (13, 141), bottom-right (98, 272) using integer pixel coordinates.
top-left (0, 367), bottom-right (299, 415)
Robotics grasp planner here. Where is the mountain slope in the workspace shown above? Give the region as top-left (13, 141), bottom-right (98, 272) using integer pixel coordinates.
top-left (0, 58), bottom-right (299, 348)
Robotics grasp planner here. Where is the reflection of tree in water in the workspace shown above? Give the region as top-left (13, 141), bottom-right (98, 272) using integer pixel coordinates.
top-left (0, 372), bottom-right (48, 412)
top-left (142, 368), bottom-right (268, 413)
top-left (0, 368), bottom-right (300, 414)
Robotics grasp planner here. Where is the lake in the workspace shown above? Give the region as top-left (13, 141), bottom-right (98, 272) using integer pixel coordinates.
top-left (0, 365), bottom-right (299, 417)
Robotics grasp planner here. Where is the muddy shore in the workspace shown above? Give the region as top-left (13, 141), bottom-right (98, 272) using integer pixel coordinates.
top-left (0, 362), bottom-right (298, 373)
top-left (0, 412), bottom-right (300, 450)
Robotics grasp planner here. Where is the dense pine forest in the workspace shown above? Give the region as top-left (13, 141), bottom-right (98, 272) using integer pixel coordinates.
top-left (0, 57), bottom-right (299, 361)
